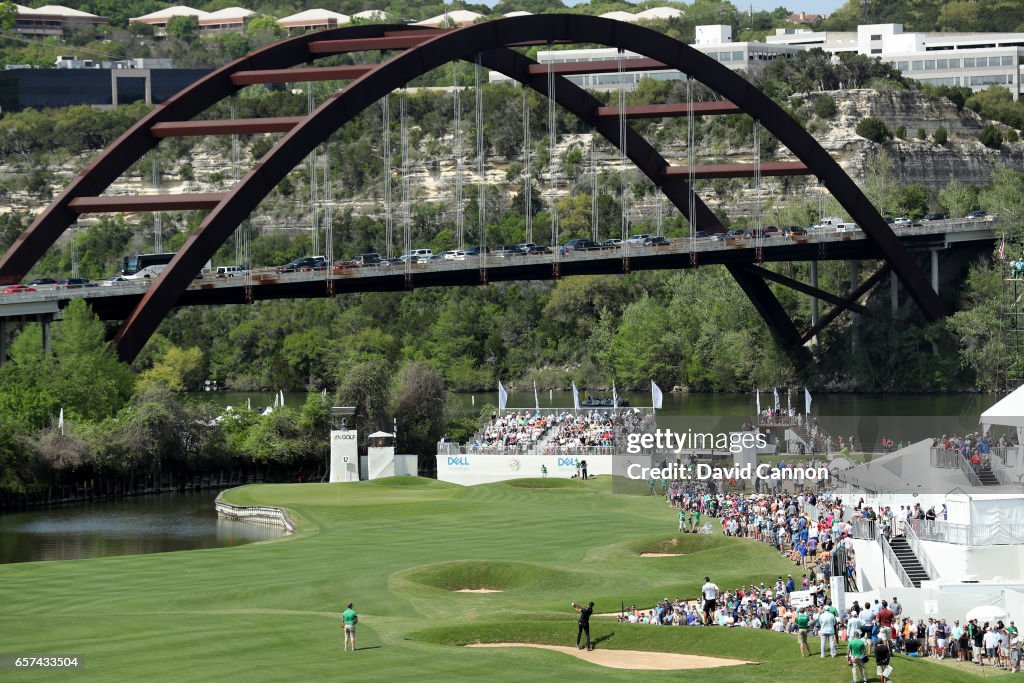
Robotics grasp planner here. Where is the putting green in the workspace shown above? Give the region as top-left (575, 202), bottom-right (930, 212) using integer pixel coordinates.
top-left (0, 477), bottom-right (990, 681)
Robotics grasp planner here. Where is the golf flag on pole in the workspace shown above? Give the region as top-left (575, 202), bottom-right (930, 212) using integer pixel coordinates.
top-left (572, 382), bottom-right (580, 411)
top-left (533, 381), bottom-right (540, 411)
top-left (612, 381), bottom-right (618, 410)
top-left (58, 407), bottom-right (64, 435)
top-left (805, 388), bottom-right (812, 415)
top-left (498, 381), bottom-right (508, 410)
top-left (651, 381), bottom-right (664, 410)
top-left (787, 387), bottom-right (792, 414)
top-left (756, 389), bottom-right (761, 415)
top-left (773, 387), bottom-right (781, 412)
top-left (279, 390), bottom-right (285, 408)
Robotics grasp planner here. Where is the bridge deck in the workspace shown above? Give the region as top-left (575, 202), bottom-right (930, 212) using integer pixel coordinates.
top-left (0, 218), bottom-right (996, 321)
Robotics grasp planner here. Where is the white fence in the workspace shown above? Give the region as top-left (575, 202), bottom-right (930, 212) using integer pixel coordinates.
top-left (214, 495), bottom-right (296, 533)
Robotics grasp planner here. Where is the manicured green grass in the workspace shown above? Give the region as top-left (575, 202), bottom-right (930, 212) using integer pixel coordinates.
top-left (0, 476), bottom-right (1000, 681)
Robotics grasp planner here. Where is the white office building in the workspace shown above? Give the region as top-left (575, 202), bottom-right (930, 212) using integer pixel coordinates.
top-left (489, 24), bottom-right (802, 90)
top-left (767, 23), bottom-right (1024, 98)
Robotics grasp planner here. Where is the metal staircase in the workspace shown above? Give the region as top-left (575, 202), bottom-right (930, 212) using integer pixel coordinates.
top-left (888, 536), bottom-right (930, 587)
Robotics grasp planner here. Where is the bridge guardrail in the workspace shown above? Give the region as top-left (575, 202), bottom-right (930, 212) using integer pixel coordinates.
top-left (0, 217), bottom-right (998, 305)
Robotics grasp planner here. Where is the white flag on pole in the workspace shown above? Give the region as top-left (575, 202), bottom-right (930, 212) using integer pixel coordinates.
top-left (533, 381), bottom-right (540, 411)
top-left (787, 388), bottom-right (792, 413)
top-left (572, 382), bottom-right (580, 411)
top-left (773, 387), bottom-right (780, 412)
top-left (756, 390), bottom-right (761, 415)
top-left (498, 381), bottom-right (508, 410)
top-left (651, 381), bottom-right (663, 410)
top-left (612, 381), bottom-right (618, 410)
top-left (58, 407), bottom-right (64, 435)
top-left (279, 390), bottom-right (285, 408)
top-left (805, 388), bottom-right (812, 416)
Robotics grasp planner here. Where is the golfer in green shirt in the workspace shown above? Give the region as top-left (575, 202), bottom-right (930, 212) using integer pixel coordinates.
top-left (795, 608), bottom-right (810, 657)
top-left (848, 630), bottom-right (868, 683)
top-left (341, 602), bottom-right (358, 651)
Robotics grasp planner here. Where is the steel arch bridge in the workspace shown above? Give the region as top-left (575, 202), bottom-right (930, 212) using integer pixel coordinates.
top-left (0, 15), bottom-right (943, 362)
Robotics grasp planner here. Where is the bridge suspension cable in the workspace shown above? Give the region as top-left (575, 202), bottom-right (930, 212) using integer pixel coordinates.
top-left (230, 98), bottom-right (240, 265)
top-left (308, 83), bottom-right (319, 256)
top-left (323, 136), bottom-right (333, 284)
top-left (754, 121), bottom-right (763, 261)
top-left (476, 55), bottom-right (486, 268)
top-left (687, 74), bottom-right (697, 258)
top-left (152, 154), bottom-right (162, 254)
top-left (382, 96), bottom-right (393, 259)
top-left (617, 49), bottom-right (628, 254)
top-left (453, 62), bottom-right (465, 250)
top-left (523, 89), bottom-right (532, 245)
top-left (401, 87), bottom-right (411, 275)
top-left (591, 132), bottom-right (598, 242)
top-left (547, 59), bottom-right (558, 260)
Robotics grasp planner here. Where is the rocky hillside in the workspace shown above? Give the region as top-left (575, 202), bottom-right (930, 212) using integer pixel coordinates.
top-left (805, 88), bottom-right (1024, 188)
top-left (2, 87), bottom-right (1023, 232)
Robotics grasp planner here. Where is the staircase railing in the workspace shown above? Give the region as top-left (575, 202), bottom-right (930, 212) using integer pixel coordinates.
top-left (878, 534), bottom-right (914, 588)
top-left (901, 521), bottom-right (936, 581)
top-left (955, 451), bottom-right (985, 487)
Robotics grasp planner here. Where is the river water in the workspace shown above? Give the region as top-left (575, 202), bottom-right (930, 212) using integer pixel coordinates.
top-left (0, 490), bottom-right (285, 564)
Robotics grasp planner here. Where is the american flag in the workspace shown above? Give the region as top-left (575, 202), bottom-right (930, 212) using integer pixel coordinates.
top-left (998, 237), bottom-right (1006, 261)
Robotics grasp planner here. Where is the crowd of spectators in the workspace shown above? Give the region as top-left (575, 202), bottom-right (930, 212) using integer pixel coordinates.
top-left (470, 411), bottom-right (553, 451)
top-left (932, 432), bottom-right (1001, 475)
top-left (465, 409), bottom-right (653, 455)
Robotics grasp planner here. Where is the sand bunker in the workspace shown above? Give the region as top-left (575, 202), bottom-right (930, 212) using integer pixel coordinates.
top-left (455, 588), bottom-right (504, 593)
top-left (467, 643), bottom-right (753, 670)
top-left (639, 552), bottom-right (685, 558)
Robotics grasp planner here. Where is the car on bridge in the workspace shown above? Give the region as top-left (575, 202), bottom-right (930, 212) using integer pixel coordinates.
top-left (277, 256), bottom-right (325, 273)
top-left (28, 278), bottom-right (57, 286)
top-left (352, 253), bottom-right (382, 266)
top-left (515, 243), bottom-right (537, 252)
top-left (215, 265), bottom-right (246, 277)
top-left (642, 236), bottom-right (671, 247)
top-left (493, 245), bottom-right (525, 258)
top-left (464, 245), bottom-right (489, 256)
top-left (2, 284), bottom-right (36, 294)
top-left (724, 229), bottom-right (751, 239)
top-left (784, 226), bottom-right (807, 237)
top-left (332, 260), bottom-right (358, 270)
top-left (444, 250), bottom-right (468, 260)
top-left (601, 238), bottom-right (623, 247)
top-left (563, 238), bottom-right (600, 252)
top-left (626, 233), bottom-right (652, 244)
top-left (56, 278), bottom-right (96, 288)
top-left (967, 210), bottom-right (988, 219)
top-left (893, 217), bottom-right (912, 227)
top-left (693, 231), bottom-right (710, 238)
top-left (920, 212), bottom-right (946, 222)
top-left (525, 245), bottom-right (551, 255)
top-left (101, 276), bottom-right (129, 286)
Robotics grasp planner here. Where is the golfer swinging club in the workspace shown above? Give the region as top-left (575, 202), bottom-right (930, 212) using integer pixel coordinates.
top-left (572, 601), bottom-right (594, 651)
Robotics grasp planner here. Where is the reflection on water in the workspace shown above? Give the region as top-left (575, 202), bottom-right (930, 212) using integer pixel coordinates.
top-left (0, 490), bottom-right (286, 564)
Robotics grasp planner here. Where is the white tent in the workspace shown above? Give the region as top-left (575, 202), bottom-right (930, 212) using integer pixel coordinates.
top-left (966, 604), bottom-right (1009, 622)
top-left (982, 384), bottom-right (1024, 429)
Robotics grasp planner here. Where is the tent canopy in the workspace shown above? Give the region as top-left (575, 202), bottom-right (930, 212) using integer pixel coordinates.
top-left (981, 384), bottom-right (1024, 428)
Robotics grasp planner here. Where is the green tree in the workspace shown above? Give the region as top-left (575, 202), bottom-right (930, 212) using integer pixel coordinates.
top-left (336, 357), bottom-right (393, 441)
top-left (979, 124), bottom-right (1003, 149)
top-left (813, 94), bottom-right (837, 119)
top-left (166, 16), bottom-right (199, 43)
top-left (932, 126), bottom-right (948, 145)
top-left (392, 362), bottom-right (448, 458)
top-left (855, 117), bottom-right (891, 143)
top-left (938, 179), bottom-right (979, 218)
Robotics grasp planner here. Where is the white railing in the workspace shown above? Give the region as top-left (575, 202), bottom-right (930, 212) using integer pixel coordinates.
top-left (902, 521), bottom-right (937, 580)
top-left (214, 494), bottom-right (295, 532)
top-left (906, 518), bottom-right (1024, 546)
top-left (878, 533), bottom-right (914, 588)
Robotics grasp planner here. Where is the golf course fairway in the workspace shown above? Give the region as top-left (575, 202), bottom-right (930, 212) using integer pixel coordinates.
top-left (0, 477), bottom-right (998, 681)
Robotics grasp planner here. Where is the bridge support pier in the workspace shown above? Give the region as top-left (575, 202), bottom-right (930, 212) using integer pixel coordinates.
top-left (810, 261), bottom-right (819, 327)
top-left (39, 314), bottom-right (51, 353)
top-left (891, 271), bottom-right (899, 318)
top-left (931, 249), bottom-right (939, 294)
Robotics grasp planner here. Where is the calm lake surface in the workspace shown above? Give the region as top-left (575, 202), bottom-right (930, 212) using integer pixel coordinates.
top-left (0, 490), bottom-right (285, 564)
